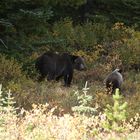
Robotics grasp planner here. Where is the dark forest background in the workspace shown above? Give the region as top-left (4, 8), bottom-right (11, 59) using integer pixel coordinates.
top-left (0, 0), bottom-right (140, 59)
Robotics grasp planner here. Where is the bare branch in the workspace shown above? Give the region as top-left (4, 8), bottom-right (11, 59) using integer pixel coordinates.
top-left (0, 39), bottom-right (8, 49)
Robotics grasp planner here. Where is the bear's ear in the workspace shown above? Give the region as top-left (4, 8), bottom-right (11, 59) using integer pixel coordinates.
top-left (118, 69), bottom-right (122, 73)
top-left (70, 55), bottom-right (79, 62)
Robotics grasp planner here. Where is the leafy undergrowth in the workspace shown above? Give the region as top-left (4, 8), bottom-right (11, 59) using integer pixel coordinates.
top-left (0, 84), bottom-right (139, 140)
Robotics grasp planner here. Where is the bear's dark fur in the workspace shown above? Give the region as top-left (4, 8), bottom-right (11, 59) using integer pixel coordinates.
top-left (35, 52), bottom-right (86, 86)
top-left (104, 69), bottom-right (123, 94)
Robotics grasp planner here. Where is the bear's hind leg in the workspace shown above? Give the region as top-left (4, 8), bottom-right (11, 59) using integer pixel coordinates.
top-left (64, 73), bottom-right (73, 87)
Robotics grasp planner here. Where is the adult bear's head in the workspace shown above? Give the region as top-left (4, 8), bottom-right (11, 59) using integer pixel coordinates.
top-left (70, 55), bottom-right (87, 71)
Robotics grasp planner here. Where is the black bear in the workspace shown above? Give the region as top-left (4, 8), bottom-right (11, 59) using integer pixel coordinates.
top-left (104, 69), bottom-right (123, 94)
top-left (35, 52), bottom-right (86, 86)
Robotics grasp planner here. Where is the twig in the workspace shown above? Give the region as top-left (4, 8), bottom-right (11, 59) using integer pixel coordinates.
top-left (0, 39), bottom-right (8, 49)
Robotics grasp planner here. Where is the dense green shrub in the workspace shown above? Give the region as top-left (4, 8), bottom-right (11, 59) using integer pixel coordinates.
top-left (52, 19), bottom-right (112, 51)
top-left (118, 30), bottom-right (140, 69)
top-left (0, 54), bottom-right (26, 84)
